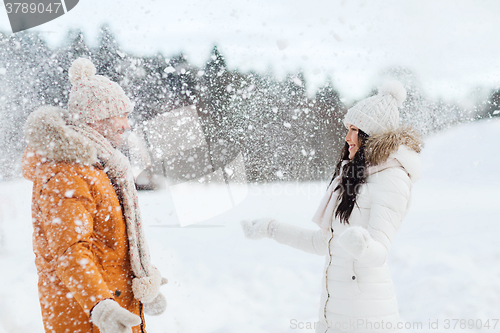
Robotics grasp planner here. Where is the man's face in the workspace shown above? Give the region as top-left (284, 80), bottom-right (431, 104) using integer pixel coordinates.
top-left (90, 115), bottom-right (131, 148)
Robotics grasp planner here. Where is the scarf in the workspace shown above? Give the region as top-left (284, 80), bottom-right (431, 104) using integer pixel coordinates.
top-left (68, 122), bottom-right (153, 279)
top-left (311, 160), bottom-right (348, 231)
top-left (312, 158), bottom-right (402, 231)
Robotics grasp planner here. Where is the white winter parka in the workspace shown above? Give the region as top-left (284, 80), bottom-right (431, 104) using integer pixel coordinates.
top-left (269, 127), bottom-right (423, 333)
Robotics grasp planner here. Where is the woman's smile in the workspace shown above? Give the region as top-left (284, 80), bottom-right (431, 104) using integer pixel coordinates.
top-left (345, 124), bottom-right (360, 159)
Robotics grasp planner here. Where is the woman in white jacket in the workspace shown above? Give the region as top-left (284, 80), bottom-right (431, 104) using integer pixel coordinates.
top-left (241, 81), bottom-right (423, 333)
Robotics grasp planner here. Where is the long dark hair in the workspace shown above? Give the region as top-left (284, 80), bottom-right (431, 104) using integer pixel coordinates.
top-left (330, 129), bottom-right (369, 224)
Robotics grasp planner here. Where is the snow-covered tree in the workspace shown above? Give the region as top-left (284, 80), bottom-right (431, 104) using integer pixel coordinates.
top-left (0, 31), bottom-right (51, 179)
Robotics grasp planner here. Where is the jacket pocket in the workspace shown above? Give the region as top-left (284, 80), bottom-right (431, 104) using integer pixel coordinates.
top-left (347, 260), bottom-right (362, 295)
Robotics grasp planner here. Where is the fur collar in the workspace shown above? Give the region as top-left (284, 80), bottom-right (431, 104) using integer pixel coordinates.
top-left (24, 106), bottom-right (97, 165)
top-left (365, 126), bottom-right (423, 182)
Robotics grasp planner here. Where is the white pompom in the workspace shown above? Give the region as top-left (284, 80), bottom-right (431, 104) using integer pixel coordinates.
top-left (68, 58), bottom-right (96, 85)
top-left (143, 293), bottom-right (167, 316)
top-left (378, 81), bottom-right (407, 106)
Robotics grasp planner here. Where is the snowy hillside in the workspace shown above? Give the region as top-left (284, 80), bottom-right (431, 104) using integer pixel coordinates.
top-left (1, 118), bottom-right (500, 332)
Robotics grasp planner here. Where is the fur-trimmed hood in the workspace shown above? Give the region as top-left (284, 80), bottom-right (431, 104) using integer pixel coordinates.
top-left (365, 126), bottom-right (423, 183)
top-left (22, 106), bottom-right (98, 181)
top-left (24, 106), bottom-right (97, 163)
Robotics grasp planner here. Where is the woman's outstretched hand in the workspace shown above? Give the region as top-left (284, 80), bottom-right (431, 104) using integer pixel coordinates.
top-left (240, 218), bottom-right (276, 240)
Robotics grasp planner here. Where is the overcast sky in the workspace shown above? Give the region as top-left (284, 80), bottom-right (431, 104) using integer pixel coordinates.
top-left (1, 0), bottom-right (500, 103)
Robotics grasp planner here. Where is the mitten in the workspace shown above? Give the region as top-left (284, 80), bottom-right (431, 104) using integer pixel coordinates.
top-left (91, 299), bottom-right (141, 333)
top-left (240, 217), bottom-right (275, 240)
top-left (337, 226), bottom-right (372, 259)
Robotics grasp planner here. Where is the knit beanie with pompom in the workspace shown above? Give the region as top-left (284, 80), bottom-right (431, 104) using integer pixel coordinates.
top-left (343, 81), bottom-right (407, 136)
top-left (67, 58), bottom-right (133, 123)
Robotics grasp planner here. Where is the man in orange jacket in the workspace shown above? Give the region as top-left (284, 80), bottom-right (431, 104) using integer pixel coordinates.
top-left (22, 58), bottom-right (166, 333)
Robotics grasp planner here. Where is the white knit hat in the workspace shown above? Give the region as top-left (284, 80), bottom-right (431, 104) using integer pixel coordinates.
top-left (67, 58), bottom-right (133, 123)
top-left (343, 81), bottom-right (407, 136)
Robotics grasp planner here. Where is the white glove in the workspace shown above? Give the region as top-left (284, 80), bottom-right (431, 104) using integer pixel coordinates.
top-left (132, 266), bottom-right (164, 303)
top-left (337, 226), bottom-right (371, 259)
top-left (240, 218), bottom-right (275, 240)
top-left (91, 299), bottom-right (141, 333)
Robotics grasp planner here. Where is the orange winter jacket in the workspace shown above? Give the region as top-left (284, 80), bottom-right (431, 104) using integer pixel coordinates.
top-left (22, 147), bottom-right (146, 333)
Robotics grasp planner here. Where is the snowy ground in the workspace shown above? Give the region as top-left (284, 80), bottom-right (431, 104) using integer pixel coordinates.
top-left (1, 118), bottom-right (500, 333)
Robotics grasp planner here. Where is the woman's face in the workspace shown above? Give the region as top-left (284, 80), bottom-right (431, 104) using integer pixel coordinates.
top-left (345, 124), bottom-right (360, 160)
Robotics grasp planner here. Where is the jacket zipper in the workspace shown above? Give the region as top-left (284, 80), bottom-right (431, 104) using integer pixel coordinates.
top-left (323, 227), bottom-right (334, 332)
top-left (140, 302), bottom-right (145, 332)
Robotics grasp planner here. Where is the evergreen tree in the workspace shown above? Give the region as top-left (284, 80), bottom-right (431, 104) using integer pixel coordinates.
top-left (37, 29), bottom-right (91, 108)
top-left (0, 31), bottom-right (51, 179)
top-left (94, 24), bottom-right (121, 82)
top-left (314, 81), bottom-right (346, 179)
top-left (485, 89), bottom-right (500, 118)
top-left (199, 46), bottom-right (239, 171)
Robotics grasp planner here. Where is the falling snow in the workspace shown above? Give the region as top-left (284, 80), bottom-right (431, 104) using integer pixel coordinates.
top-left (0, 19), bottom-right (499, 333)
